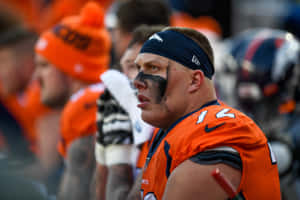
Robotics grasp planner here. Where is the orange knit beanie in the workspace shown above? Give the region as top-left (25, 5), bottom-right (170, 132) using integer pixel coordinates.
top-left (35, 2), bottom-right (111, 83)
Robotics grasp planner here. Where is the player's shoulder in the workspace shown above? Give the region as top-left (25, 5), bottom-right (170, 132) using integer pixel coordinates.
top-left (172, 101), bottom-right (267, 155)
top-left (63, 83), bottom-right (105, 118)
top-left (188, 101), bottom-right (251, 126)
top-left (70, 83), bottom-right (105, 103)
top-left (180, 101), bottom-right (265, 141)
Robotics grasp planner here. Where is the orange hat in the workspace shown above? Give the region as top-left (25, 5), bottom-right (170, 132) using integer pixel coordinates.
top-left (35, 2), bottom-right (111, 83)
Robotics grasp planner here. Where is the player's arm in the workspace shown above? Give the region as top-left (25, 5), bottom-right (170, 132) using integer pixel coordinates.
top-left (94, 145), bottom-right (137, 200)
top-left (90, 163), bottom-right (108, 200)
top-left (57, 135), bottom-right (95, 200)
top-left (106, 163), bottom-right (134, 199)
top-left (94, 142), bottom-right (142, 200)
top-left (106, 162), bottom-right (143, 200)
top-left (162, 160), bottom-right (241, 200)
top-left (21, 110), bottom-right (62, 181)
top-left (127, 169), bottom-right (143, 200)
top-left (95, 89), bottom-right (140, 200)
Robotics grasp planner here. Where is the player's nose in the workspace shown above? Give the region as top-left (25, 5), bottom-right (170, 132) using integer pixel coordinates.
top-left (134, 72), bottom-right (147, 90)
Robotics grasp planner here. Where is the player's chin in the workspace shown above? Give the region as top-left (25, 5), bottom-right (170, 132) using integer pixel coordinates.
top-left (141, 110), bottom-right (165, 127)
top-left (41, 95), bottom-right (54, 107)
top-left (41, 94), bottom-right (63, 108)
top-left (141, 110), bottom-right (154, 122)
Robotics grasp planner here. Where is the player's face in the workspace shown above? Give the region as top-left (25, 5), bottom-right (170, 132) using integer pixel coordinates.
top-left (111, 26), bottom-right (131, 61)
top-left (120, 44), bottom-right (142, 80)
top-left (134, 53), bottom-right (191, 129)
top-left (34, 54), bottom-right (70, 108)
top-left (0, 47), bottom-right (22, 96)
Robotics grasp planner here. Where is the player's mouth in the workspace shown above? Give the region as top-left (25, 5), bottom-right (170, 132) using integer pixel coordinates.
top-left (137, 94), bottom-right (150, 109)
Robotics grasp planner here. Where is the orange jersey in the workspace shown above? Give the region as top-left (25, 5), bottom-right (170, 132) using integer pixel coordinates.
top-left (141, 100), bottom-right (281, 200)
top-left (0, 81), bottom-right (50, 153)
top-left (58, 83), bottom-right (105, 158)
top-left (136, 140), bottom-right (151, 169)
top-left (136, 128), bottom-right (159, 169)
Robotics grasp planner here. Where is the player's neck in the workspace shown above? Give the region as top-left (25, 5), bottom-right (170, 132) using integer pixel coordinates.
top-left (187, 81), bottom-right (217, 114)
top-left (69, 78), bottom-right (90, 94)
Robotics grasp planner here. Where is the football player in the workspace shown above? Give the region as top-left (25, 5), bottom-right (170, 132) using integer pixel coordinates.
top-left (134, 27), bottom-right (281, 199)
top-left (94, 25), bottom-right (164, 200)
top-left (35, 2), bottom-right (111, 199)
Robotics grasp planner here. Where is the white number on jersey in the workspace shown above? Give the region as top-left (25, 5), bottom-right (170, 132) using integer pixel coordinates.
top-left (197, 108), bottom-right (235, 124)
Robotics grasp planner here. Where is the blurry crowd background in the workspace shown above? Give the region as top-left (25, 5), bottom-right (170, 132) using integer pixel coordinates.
top-left (1, 0), bottom-right (300, 38)
top-left (0, 0), bottom-right (300, 200)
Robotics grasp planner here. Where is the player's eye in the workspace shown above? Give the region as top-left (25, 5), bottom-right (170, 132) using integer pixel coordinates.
top-left (135, 64), bottom-right (141, 71)
top-left (150, 65), bottom-right (159, 71)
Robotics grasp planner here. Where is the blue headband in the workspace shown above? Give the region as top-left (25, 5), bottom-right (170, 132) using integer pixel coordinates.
top-left (140, 30), bottom-right (214, 79)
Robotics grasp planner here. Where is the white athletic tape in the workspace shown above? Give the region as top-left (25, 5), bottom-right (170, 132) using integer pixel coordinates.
top-left (95, 143), bottom-right (106, 165)
top-left (105, 144), bottom-right (140, 166)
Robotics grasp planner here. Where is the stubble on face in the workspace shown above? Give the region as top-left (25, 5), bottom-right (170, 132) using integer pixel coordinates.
top-left (37, 61), bottom-right (70, 109)
top-left (41, 90), bottom-right (69, 109)
top-left (41, 71), bottom-right (70, 109)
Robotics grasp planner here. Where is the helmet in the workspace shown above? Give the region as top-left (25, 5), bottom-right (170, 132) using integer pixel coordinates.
top-left (234, 30), bottom-right (300, 135)
top-left (218, 28), bottom-right (284, 105)
top-left (223, 28), bottom-right (289, 73)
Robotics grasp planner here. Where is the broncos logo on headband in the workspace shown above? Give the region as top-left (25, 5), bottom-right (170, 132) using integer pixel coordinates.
top-left (149, 33), bottom-right (163, 42)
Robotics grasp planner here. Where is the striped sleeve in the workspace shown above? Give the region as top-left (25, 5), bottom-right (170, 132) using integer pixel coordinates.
top-left (96, 89), bottom-right (133, 146)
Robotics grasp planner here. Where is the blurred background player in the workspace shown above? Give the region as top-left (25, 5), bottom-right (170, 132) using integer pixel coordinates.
top-left (107, 0), bottom-right (170, 68)
top-left (170, 11), bottom-right (222, 46)
top-left (0, 26), bottom-right (38, 161)
top-left (168, 0), bottom-right (232, 37)
top-left (94, 25), bottom-right (164, 200)
top-left (35, 2), bottom-right (111, 200)
top-left (0, 24), bottom-right (64, 194)
top-left (222, 29), bottom-right (300, 200)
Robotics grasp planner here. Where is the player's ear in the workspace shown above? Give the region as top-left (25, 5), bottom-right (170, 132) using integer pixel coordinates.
top-left (188, 70), bottom-right (204, 93)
